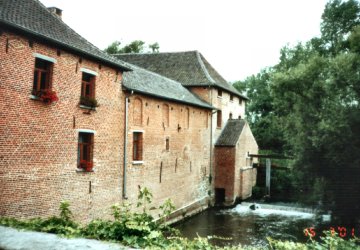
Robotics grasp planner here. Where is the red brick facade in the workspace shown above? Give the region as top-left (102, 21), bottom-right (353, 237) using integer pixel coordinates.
top-left (0, 30), bottom-right (212, 222)
top-left (1, 10), bottom-right (257, 221)
top-left (124, 95), bottom-right (211, 212)
top-left (214, 122), bottom-right (258, 205)
top-left (0, 31), bottom-right (126, 222)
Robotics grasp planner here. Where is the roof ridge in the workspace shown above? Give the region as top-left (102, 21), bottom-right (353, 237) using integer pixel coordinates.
top-left (114, 50), bottom-right (199, 56)
top-left (195, 51), bottom-right (216, 84)
top-left (122, 63), bottom-right (214, 109)
top-left (1, 0), bottom-right (131, 71)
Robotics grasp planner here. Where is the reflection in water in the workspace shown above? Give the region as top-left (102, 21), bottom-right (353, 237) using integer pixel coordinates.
top-left (175, 204), bottom-right (316, 247)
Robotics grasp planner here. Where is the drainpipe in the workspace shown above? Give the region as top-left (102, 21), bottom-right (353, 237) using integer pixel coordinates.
top-left (122, 95), bottom-right (129, 199)
top-left (209, 87), bottom-right (214, 185)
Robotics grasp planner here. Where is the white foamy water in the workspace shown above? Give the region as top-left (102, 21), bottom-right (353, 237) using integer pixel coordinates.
top-left (229, 204), bottom-right (315, 219)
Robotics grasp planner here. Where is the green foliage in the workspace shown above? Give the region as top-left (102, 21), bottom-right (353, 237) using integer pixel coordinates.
top-left (320, 0), bottom-right (360, 54)
top-left (104, 40), bottom-right (160, 54)
top-left (159, 199), bottom-right (176, 220)
top-left (234, 69), bottom-right (286, 152)
top-left (79, 96), bottom-right (99, 108)
top-left (0, 202), bottom-right (80, 236)
top-left (59, 201), bottom-right (72, 222)
top-left (233, 0), bottom-right (360, 222)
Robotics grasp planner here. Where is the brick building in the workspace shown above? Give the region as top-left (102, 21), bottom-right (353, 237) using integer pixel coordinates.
top-left (0, 0), bottom-right (257, 223)
top-left (117, 52), bottom-right (259, 205)
top-left (215, 120), bottom-right (258, 204)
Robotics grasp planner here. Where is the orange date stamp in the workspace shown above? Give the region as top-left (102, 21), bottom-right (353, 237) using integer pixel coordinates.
top-left (304, 227), bottom-right (357, 238)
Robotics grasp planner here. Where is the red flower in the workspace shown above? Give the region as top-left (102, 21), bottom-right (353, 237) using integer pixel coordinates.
top-left (33, 90), bottom-right (59, 104)
top-left (79, 160), bottom-right (93, 171)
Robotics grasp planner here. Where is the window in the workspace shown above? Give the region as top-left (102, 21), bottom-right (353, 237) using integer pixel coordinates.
top-left (229, 113), bottom-right (233, 119)
top-left (165, 137), bottom-right (170, 151)
top-left (185, 107), bottom-right (190, 129)
top-left (78, 132), bottom-right (94, 171)
top-left (218, 89), bottom-right (222, 97)
top-left (33, 58), bottom-right (53, 92)
top-left (217, 110), bottom-right (222, 128)
top-left (162, 104), bottom-right (169, 127)
top-left (230, 94), bottom-right (233, 101)
top-left (239, 99), bottom-right (243, 105)
top-left (133, 132), bottom-right (143, 161)
top-left (133, 98), bottom-right (143, 126)
top-left (81, 72), bottom-right (95, 99)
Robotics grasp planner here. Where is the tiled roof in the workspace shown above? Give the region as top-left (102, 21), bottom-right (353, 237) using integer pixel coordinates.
top-left (0, 0), bottom-right (131, 71)
top-left (215, 119), bottom-right (246, 147)
top-left (115, 51), bottom-right (248, 100)
top-left (122, 65), bottom-right (214, 109)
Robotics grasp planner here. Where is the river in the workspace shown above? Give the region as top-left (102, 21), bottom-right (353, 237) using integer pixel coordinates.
top-left (175, 203), bottom-right (317, 248)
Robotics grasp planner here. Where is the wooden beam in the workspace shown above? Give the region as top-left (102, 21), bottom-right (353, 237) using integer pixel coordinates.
top-left (248, 154), bottom-right (293, 159)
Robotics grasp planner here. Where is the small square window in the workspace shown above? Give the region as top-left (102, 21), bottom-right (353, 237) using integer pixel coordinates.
top-left (218, 89), bottom-right (222, 97)
top-left (230, 94), bottom-right (233, 101)
top-left (33, 58), bottom-right (53, 93)
top-left (78, 132), bottom-right (94, 171)
top-left (133, 132), bottom-right (143, 161)
top-left (239, 99), bottom-right (243, 105)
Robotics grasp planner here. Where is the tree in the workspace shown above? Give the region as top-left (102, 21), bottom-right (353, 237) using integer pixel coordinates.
top-left (104, 40), bottom-right (160, 54)
top-left (235, 0), bottom-right (360, 223)
top-left (234, 69), bottom-right (285, 151)
top-left (320, 0), bottom-right (360, 54)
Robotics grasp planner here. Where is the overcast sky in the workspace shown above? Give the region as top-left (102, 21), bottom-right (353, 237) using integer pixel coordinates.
top-left (39, 0), bottom-right (328, 82)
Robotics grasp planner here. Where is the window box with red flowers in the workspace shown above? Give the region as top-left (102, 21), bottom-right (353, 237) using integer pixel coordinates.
top-left (78, 160), bottom-right (94, 172)
top-left (31, 89), bottom-right (59, 104)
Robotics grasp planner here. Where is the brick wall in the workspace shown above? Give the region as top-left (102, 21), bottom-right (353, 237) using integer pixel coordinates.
top-left (124, 94), bottom-right (212, 213)
top-left (214, 147), bottom-right (236, 203)
top-left (0, 31), bottom-right (125, 223)
top-left (235, 122), bottom-right (259, 199)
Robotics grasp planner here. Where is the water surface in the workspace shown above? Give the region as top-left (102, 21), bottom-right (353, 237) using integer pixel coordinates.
top-left (175, 203), bottom-right (316, 247)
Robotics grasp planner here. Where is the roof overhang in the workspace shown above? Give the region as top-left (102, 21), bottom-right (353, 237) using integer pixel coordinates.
top-left (0, 21), bottom-right (132, 72)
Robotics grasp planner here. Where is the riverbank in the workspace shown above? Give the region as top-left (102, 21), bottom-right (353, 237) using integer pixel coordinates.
top-left (0, 226), bottom-right (135, 250)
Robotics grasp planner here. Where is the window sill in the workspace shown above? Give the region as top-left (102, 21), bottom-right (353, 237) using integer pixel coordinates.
top-left (30, 95), bottom-right (40, 100)
top-left (217, 96), bottom-right (222, 99)
top-left (76, 168), bottom-right (95, 173)
top-left (132, 161), bottom-right (144, 165)
top-left (79, 105), bottom-right (96, 110)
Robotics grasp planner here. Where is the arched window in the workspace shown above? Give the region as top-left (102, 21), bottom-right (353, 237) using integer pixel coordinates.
top-left (133, 98), bottom-right (142, 126)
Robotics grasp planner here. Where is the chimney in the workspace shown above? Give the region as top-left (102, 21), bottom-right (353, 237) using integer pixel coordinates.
top-left (47, 7), bottom-right (62, 19)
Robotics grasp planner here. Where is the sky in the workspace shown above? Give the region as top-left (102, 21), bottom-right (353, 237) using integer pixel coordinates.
top-left (39, 0), bottom-right (329, 82)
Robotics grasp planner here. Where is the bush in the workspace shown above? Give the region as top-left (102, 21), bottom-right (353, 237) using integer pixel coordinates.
top-left (1, 189), bottom-right (359, 249)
